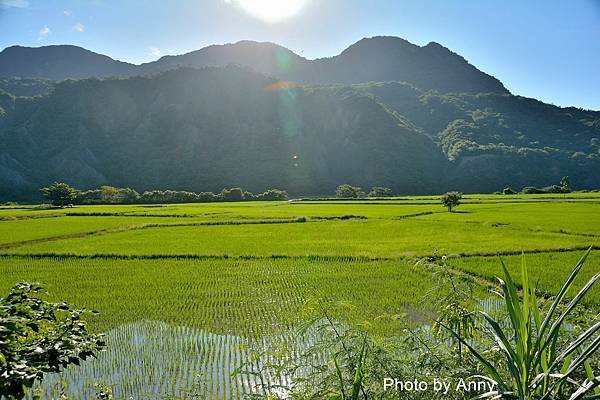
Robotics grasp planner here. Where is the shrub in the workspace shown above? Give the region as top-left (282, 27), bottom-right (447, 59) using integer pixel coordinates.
top-left (542, 184), bottom-right (567, 194)
top-left (503, 187), bottom-right (517, 195)
top-left (522, 186), bottom-right (545, 194)
top-left (0, 283), bottom-right (105, 399)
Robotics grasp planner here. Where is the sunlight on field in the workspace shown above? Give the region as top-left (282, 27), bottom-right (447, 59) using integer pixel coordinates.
top-left (1, 194), bottom-right (599, 399)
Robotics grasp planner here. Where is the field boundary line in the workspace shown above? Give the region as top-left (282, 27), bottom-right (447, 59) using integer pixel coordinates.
top-left (0, 213), bottom-right (66, 221)
top-left (444, 244), bottom-right (599, 259)
top-left (0, 217), bottom-right (338, 250)
top-left (0, 253), bottom-right (390, 262)
top-left (1, 245), bottom-right (598, 261)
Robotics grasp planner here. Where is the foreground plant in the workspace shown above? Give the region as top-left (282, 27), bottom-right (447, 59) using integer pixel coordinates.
top-left (426, 261), bottom-right (478, 362)
top-left (443, 249), bottom-right (600, 399)
top-left (0, 282), bottom-right (106, 399)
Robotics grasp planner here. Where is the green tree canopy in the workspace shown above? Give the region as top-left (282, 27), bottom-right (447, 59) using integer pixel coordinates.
top-left (221, 187), bottom-right (244, 202)
top-left (441, 191), bottom-right (462, 212)
top-left (39, 182), bottom-right (78, 207)
top-left (336, 184), bottom-right (365, 199)
top-left (368, 187), bottom-right (393, 198)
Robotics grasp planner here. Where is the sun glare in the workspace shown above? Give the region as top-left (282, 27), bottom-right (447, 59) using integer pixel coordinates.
top-left (236, 0), bottom-right (307, 22)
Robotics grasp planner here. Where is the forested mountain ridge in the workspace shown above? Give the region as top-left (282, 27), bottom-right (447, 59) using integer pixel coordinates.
top-left (0, 67), bottom-right (446, 199)
top-left (0, 37), bottom-right (507, 95)
top-left (0, 37), bottom-right (598, 200)
top-left (356, 81), bottom-right (600, 191)
top-left (0, 66), bottom-right (598, 201)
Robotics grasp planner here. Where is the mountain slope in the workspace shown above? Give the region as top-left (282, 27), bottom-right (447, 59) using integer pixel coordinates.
top-left (0, 37), bottom-right (508, 95)
top-left (357, 81), bottom-right (600, 190)
top-left (0, 67), bottom-right (445, 199)
top-left (0, 66), bottom-right (598, 200)
top-left (0, 45), bottom-right (137, 80)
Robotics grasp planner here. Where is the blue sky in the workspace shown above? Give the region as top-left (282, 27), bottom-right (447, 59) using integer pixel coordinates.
top-left (0, 0), bottom-right (599, 110)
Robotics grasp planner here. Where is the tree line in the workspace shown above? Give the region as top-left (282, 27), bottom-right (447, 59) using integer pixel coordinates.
top-left (500, 176), bottom-right (572, 195)
top-left (40, 182), bottom-right (288, 206)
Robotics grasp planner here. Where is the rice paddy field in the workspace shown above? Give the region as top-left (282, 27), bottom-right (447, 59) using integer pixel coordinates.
top-left (1, 193), bottom-right (599, 398)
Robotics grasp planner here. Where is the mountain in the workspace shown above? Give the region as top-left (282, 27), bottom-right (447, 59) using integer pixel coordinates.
top-left (356, 81), bottom-right (600, 190)
top-left (0, 45), bottom-right (137, 80)
top-left (0, 37), bottom-right (508, 95)
top-left (0, 67), bottom-right (446, 199)
top-left (0, 38), bottom-right (598, 200)
top-left (0, 66), bottom-right (598, 201)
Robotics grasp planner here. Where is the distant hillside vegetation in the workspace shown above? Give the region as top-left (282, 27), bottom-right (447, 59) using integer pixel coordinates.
top-left (357, 81), bottom-right (600, 191)
top-left (0, 67), bottom-right (598, 200)
top-left (0, 37), bottom-right (598, 200)
top-left (0, 67), bottom-right (445, 199)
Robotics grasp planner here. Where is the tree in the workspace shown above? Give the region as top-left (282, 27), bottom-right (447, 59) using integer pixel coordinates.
top-left (560, 175), bottom-right (571, 192)
top-left (0, 282), bottom-right (106, 399)
top-left (503, 187), bottom-right (516, 195)
top-left (335, 184), bottom-right (365, 199)
top-left (257, 189), bottom-right (289, 201)
top-left (367, 187), bottom-right (393, 198)
top-left (40, 182), bottom-right (78, 207)
top-left (441, 191), bottom-right (462, 212)
top-left (221, 187), bottom-right (244, 202)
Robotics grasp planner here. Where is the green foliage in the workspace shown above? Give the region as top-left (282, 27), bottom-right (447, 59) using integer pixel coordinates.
top-left (426, 264), bottom-right (477, 361)
top-left (441, 191), bottom-right (462, 212)
top-left (255, 189), bottom-right (288, 201)
top-left (139, 189), bottom-right (219, 204)
top-left (76, 186), bottom-right (140, 204)
top-left (0, 77), bottom-right (53, 97)
top-left (522, 186), bottom-right (546, 194)
top-left (39, 182), bottom-right (78, 207)
top-left (49, 183), bottom-right (288, 205)
top-left (521, 176), bottom-right (572, 194)
top-left (0, 67), bottom-right (447, 201)
top-left (336, 184), bottom-right (365, 199)
top-left (367, 186), bottom-right (393, 197)
top-left (221, 187), bottom-right (244, 202)
top-left (3, 66), bottom-right (599, 201)
top-left (443, 250), bottom-right (600, 399)
top-left (0, 282), bottom-right (105, 399)
top-left (560, 176), bottom-right (571, 192)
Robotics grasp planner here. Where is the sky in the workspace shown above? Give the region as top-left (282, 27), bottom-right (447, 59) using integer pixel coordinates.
top-left (0, 0), bottom-right (599, 110)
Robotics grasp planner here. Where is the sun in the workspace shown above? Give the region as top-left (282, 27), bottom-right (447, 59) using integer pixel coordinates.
top-left (235, 0), bottom-right (308, 22)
